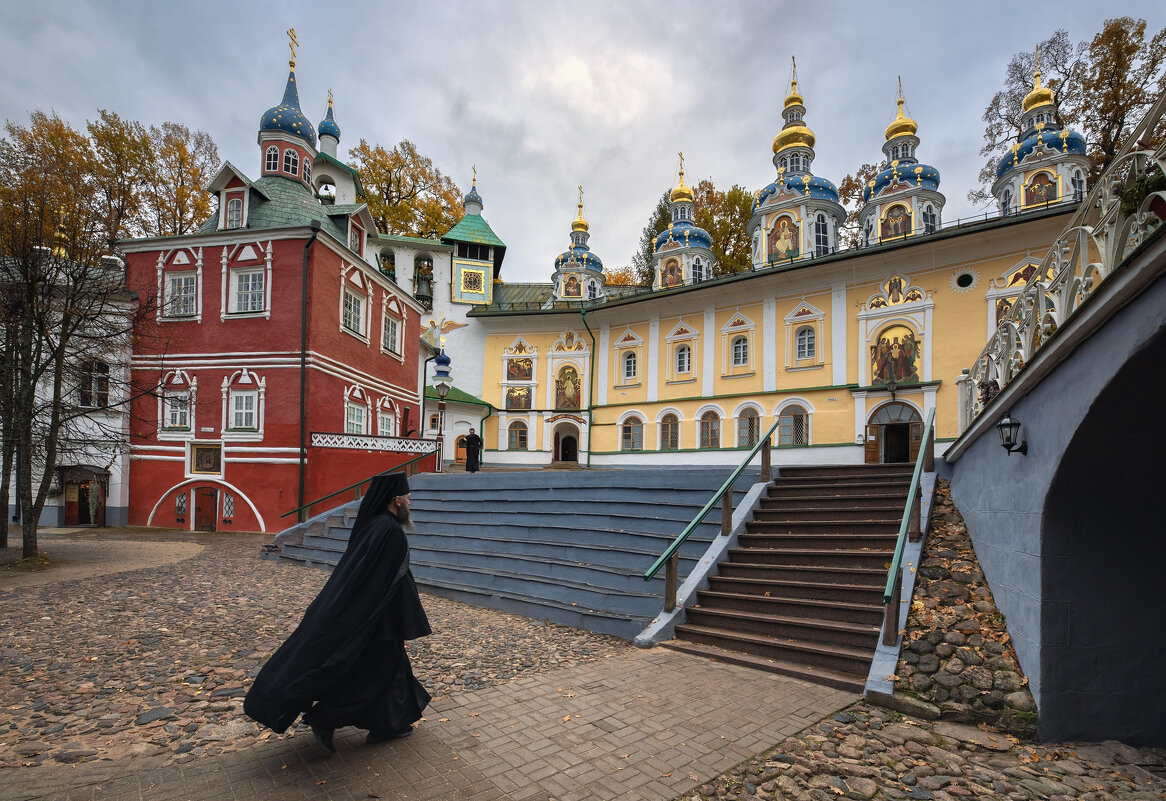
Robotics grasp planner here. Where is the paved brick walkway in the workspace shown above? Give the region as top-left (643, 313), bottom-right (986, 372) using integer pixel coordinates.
top-left (9, 648), bottom-right (854, 801)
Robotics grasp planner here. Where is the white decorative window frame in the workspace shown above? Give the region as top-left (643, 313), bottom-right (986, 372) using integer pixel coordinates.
top-left (695, 403), bottom-right (725, 449)
top-left (344, 385), bottom-right (371, 435)
top-left (665, 320), bottom-right (699, 383)
top-left (774, 397), bottom-right (815, 447)
top-left (720, 310), bottom-right (756, 377)
top-left (655, 407), bottom-right (684, 451)
top-left (220, 368), bottom-right (265, 442)
top-left (339, 265), bottom-right (371, 343)
top-left (617, 409), bottom-right (646, 452)
top-left (380, 297), bottom-right (403, 360)
top-left (157, 247), bottom-right (203, 323)
top-left (219, 191), bottom-right (249, 231)
top-left (220, 241), bottom-right (273, 321)
top-left (612, 328), bottom-right (642, 387)
top-left (732, 401), bottom-right (765, 448)
top-left (783, 300), bottom-right (825, 369)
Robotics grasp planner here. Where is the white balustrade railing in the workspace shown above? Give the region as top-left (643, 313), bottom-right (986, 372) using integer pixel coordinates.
top-left (310, 432), bottom-right (439, 454)
top-left (958, 92), bottom-right (1166, 430)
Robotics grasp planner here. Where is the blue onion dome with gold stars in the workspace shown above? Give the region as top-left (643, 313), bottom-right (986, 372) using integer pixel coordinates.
top-left (995, 52), bottom-right (1086, 180)
top-left (464, 183), bottom-right (483, 208)
top-left (755, 173), bottom-right (840, 211)
top-left (863, 91), bottom-right (941, 203)
top-left (317, 97), bottom-right (341, 141)
top-left (555, 192), bottom-right (603, 273)
top-left (260, 69), bottom-right (317, 148)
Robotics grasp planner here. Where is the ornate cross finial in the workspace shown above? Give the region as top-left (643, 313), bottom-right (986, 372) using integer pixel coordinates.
top-left (678, 151), bottom-right (685, 181)
top-left (898, 75), bottom-right (903, 101)
top-left (472, 164), bottom-right (477, 187)
top-left (791, 55), bottom-right (798, 92)
top-left (1034, 44), bottom-right (1042, 86)
top-left (287, 28), bottom-right (299, 69)
top-left (577, 185), bottom-right (584, 207)
top-left (328, 88), bottom-right (333, 108)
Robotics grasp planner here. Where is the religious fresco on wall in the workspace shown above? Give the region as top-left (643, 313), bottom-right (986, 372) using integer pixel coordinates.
top-left (868, 274), bottom-right (924, 309)
top-left (880, 205), bottom-right (912, 239)
top-left (505, 387), bottom-right (531, 410)
top-left (768, 216), bottom-right (799, 259)
top-left (564, 275), bottom-right (581, 297)
top-left (1024, 172), bottom-right (1058, 206)
top-left (507, 357), bottom-right (532, 381)
top-left (554, 330), bottom-right (587, 351)
top-left (996, 297), bottom-right (1013, 324)
top-left (662, 259), bottom-right (682, 287)
top-left (870, 325), bottom-right (920, 385)
top-left (555, 366), bottom-right (581, 410)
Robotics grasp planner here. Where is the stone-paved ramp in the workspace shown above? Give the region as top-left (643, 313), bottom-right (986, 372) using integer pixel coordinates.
top-left (9, 648), bottom-right (854, 801)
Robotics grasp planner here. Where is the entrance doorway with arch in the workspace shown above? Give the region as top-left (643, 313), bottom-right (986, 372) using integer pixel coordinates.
top-left (454, 435), bottom-right (468, 464)
top-left (60, 466), bottom-right (109, 526)
top-left (553, 423), bottom-right (579, 463)
top-left (865, 401), bottom-right (923, 464)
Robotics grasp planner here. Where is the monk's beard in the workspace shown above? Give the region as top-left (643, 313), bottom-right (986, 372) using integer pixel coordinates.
top-left (392, 506), bottom-right (412, 526)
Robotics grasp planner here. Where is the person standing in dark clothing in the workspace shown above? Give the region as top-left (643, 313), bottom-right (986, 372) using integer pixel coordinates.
top-left (464, 428), bottom-right (482, 473)
top-left (244, 472), bottom-right (431, 752)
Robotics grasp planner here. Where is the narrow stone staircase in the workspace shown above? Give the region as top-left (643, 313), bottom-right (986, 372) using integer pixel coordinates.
top-left (666, 464), bottom-right (913, 692)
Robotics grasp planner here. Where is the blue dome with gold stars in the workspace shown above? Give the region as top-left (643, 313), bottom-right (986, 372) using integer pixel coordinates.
top-left (996, 128), bottom-right (1086, 179)
top-left (464, 185), bottom-right (483, 206)
top-left (260, 70), bottom-right (317, 148)
top-left (317, 100), bottom-right (340, 141)
top-left (654, 219), bottom-right (713, 252)
top-left (753, 173), bottom-right (839, 213)
top-left (863, 162), bottom-right (941, 202)
top-left (554, 244), bottom-right (604, 273)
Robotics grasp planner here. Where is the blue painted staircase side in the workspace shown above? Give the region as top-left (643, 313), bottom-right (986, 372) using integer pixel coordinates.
top-left (264, 467), bottom-right (764, 638)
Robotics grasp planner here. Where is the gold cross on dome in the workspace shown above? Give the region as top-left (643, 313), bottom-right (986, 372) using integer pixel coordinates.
top-left (473, 164), bottom-right (477, 186)
top-left (577, 185), bottom-right (584, 206)
top-left (328, 88), bottom-right (333, 107)
top-left (287, 28), bottom-right (299, 68)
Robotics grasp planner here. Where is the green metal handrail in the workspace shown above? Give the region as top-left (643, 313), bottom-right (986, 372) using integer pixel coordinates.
top-left (280, 448), bottom-right (438, 521)
top-left (881, 406), bottom-right (936, 645)
top-left (644, 416), bottom-right (780, 583)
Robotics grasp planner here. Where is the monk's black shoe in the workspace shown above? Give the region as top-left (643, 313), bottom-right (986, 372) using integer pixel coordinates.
top-left (366, 726), bottom-right (412, 744)
top-left (304, 714), bottom-right (335, 754)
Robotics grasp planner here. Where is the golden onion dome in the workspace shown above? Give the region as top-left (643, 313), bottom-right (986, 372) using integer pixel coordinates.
top-left (571, 185), bottom-right (589, 232)
top-left (784, 78), bottom-right (804, 110)
top-left (670, 162), bottom-right (693, 203)
top-left (1022, 46), bottom-right (1055, 113)
top-left (885, 95), bottom-right (918, 140)
top-left (773, 123), bottom-right (815, 154)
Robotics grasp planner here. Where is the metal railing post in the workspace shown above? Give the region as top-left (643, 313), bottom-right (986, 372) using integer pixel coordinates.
top-left (908, 489), bottom-right (922, 542)
top-left (664, 553), bottom-right (679, 612)
top-left (761, 437), bottom-right (771, 481)
top-left (882, 568), bottom-right (902, 646)
top-left (721, 490), bottom-right (732, 535)
top-left (923, 426), bottom-right (934, 473)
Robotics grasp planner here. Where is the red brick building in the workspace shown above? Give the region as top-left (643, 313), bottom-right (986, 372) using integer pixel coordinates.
top-left (120, 61), bottom-right (432, 533)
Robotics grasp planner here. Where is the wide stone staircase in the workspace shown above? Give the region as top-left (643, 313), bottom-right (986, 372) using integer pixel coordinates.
top-left (665, 464), bottom-right (913, 692)
top-left (264, 468), bottom-right (759, 639)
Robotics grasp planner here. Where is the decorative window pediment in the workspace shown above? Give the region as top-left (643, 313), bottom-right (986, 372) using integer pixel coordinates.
top-left (720, 311), bottom-right (755, 334)
top-left (553, 329), bottom-right (588, 351)
top-left (866, 273), bottom-right (925, 310)
top-left (505, 337), bottom-right (536, 356)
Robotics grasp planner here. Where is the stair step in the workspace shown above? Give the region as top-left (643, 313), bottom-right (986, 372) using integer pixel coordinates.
top-left (716, 563), bottom-right (886, 586)
top-left (694, 590), bottom-right (885, 625)
top-left (672, 623), bottom-right (875, 676)
top-left (684, 607), bottom-right (879, 649)
top-left (707, 576), bottom-right (885, 604)
top-left (745, 521), bottom-right (901, 535)
top-left (737, 533), bottom-right (898, 549)
top-left (662, 639), bottom-right (866, 693)
top-left (727, 547), bottom-right (892, 568)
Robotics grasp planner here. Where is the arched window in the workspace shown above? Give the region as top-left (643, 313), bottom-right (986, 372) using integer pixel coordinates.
top-left (731, 336), bottom-right (748, 367)
top-left (1072, 170), bottom-right (1085, 202)
top-left (923, 205), bottom-right (937, 233)
top-left (226, 198), bottom-right (243, 229)
top-left (302, 158), bottom-right (311, 184)
top-left (779, 156), bottom-right (788, 172)
top-left (779, 405), bottom-right (809, 446)
top-left (660, 413), bottom-right (679, 450)
top-left (283, 148), bottom-right (299, 175)
top-left (622, 351), bottom-right (637, 381)
top-left (864, 219), bottom-right (874, 246)
top-left (587, 281), bottom-right (597, 299)
top-left (700, 411), bottom-right (720, 449)
top-left (814, 213), bottom-right (829, 256)
top-left (265, 146), bottom-right (279, 172)
top-left (675, 344), bottom-right (691, 374)
top-left (692, 257), bottom-right (705, 283)
top-left (1001, 188), bottom-right (1013, 217)
top-left (621, 416), bottom-right (644, 451)
top-left (892, 145), bottom-right (900, 160)
top-left (508, 421), bottom-right (528, 450)
top-left (737, 408), bottom-right (760, 447)
top-left (795, 326), bottom-right (815, 360)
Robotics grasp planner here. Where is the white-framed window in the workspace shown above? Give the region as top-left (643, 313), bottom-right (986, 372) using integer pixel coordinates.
top-left (302, 159), bottom-right (311, 184)
top-left (779, 405), bottom-right (809, 446)
top-left (342, 290), bottom-right (364, 335)
top-left (621, 416), bottom-right (644, 451)
top-left (692, 257), bottom-right (705, 283)
top-left (349, 224), bottom-right (363, 254)
top-left (265, 146), bottom-right (279, 172)
top-left (232, 269), bottom-right (264, 314)
top-left (892, 145), bottom-right (901, 160)
top-left (345, 401), bottom-right (366, 434)
top-left (587, 281), bottom-right (598, 299)
top-left (622, 351), bottom-right (637, 381)
top-left (283, 148), bottom-right (299, 175)
top-left (378, 411), bottom-right (395, 437)
top-left (923, 205), bottom-right (938, 233)
top-left (675, 344), bottom-right (691, 374)
top-left (226, 197), bottom-right (243, 229)
top-left (77, 359), bottom-right (110, 408)
top-left (508, 421), bottom-right (528, 450)
top-left (382, 314), bottom-right (401, 355)
top-left (1001, 188), bottom-right (1013, 216)
top-left (700, 411), bottom-right (720, 449)
top-left (163, 392), bottom-right (190, 430)
top-left (814, 214), bottom-right (829, 256)
top-left (796, 326), bottom-right (815, 360)
top-left (737, 408), bottom-right (760, 447)
top-left (779, 156), bottom-right (788, 171)
top-left (165, 273), bottom-right (196, 317)
top-left (731, 336), bottom-right (748, 366)
top-left (1071, 170), bottom-right (1085, 202)
top-left (230, 391), bottom-right (257, 430)
top-left (660, 413), bottom-right (679, 450)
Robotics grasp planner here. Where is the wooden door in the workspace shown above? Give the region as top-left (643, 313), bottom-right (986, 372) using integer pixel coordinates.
top-left (864, 425), bottom-right (879, 464)
top-left (195, 488), bottom-right (218, 532)
top-left (455, 436), bottom-right (467, 464)
top-left (64, 483), bottom-right (80, 525)
top-left (908, 421), bottom-right (923, 463)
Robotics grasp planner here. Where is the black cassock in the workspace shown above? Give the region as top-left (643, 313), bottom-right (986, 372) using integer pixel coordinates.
top-left (464, 434), bottom-right (482, 472)
top-left (244, 479), bottom-right (431, 734)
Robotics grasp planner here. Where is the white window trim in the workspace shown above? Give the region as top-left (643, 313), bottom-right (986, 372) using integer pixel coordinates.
top-left (734, 403), bottom-right (763, 448)
top-left (507, 420), bottom-right (529, 451)
top-left (220, 370), bottom-right (265, 442)
top-left (219, 241), bottom-right (273, 322)
top-left (720, 311), bottom-right (756, 376)
top-left (283, 148), bottom-right (299, 176)
top-left (265, 146), bottom-right (279, 172)
top-left (158, 372), bottom-right (197, 442)
top-left (783, 300), bottom-right (826, 369)
top-left (163, 271), bottom-right (199, 320)
top-left (381, 311), bottom-right (402, 358)
top-left (657, 408), bottom-right (683, 451)
top-left (618, 411), bottom-right (646, 452)
top-left (345, 401), bottom-right (367, 435)
top-left (665, 322), bottom-right (699, 383)
top-left (339, 268), bottom-right (372, 343)
top-left (613, 328), bottom-right (643, 387)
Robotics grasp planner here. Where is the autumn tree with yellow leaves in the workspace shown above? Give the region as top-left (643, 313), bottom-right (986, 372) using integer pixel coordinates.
top-left (348, 139), bottom-right (464, 239)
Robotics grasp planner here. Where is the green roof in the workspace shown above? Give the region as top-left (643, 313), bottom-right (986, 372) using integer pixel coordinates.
top-left (197, 176), bottom-right (350, 240)
top-left (442, 212), bottom-right (506, 248)
top-left (425, 385), bottom-right (491, 406)
top-left (379, 233), bottom-right (452, 250)
top-left (316, 152), bottom-right (365, 197)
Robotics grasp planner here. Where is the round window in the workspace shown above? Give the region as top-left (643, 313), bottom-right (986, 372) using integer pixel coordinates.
top-left (956, 273), bottom-right (974, 288)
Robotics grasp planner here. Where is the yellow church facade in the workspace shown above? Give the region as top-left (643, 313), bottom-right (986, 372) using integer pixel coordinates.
top-left (473, 208), bottom-right (1071, 467)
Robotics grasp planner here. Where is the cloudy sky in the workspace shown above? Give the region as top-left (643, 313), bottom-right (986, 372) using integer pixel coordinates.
top-left (2, 1), bottom-right (1163, 282)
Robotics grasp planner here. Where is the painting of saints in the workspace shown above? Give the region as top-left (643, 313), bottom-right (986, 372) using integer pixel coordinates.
top-left (506, 387), bottom-right (531, 410)
top-left (564, 275), bottom-right (581, 297)
top-left (870, 326), bottom-right (920, 385)
top-left (769, 218), bottom-right (798, 259)
top-left (881, 205), bottom-right (911, 239)
top-left (555, 366), bottom-right (581, 410)
top-left (663, 259), bottom-right (681, 287)
top-left (507, 358), bottom-right (532, 381)
top-left (1025, 173), bottom-right (1057, 206)
top-left (887, 275), bottom-right (903, 304)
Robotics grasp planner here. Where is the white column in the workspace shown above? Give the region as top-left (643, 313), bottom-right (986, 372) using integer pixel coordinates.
top-left (647, 317), bottom-right (660, 402)
top-left (597, 325), bottom-right (610, 405)
top-left (853, 390), bottom-right (868, 442)
top-left (923, 306), bottom-right (933, 381)
top-left (702, 307), bottom-right (716, 397)
top-left (832, 283), bottom-right (847, 386)
top-left (762, 298), bottom-right (777, 393)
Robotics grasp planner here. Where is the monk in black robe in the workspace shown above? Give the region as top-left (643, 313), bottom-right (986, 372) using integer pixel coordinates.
top-left (464, 428), bottom-right (482, 473)
top-left (244, 472), bottom-right (431, 752)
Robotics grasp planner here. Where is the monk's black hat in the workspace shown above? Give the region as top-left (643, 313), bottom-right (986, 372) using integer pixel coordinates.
top-left (380, 471), bottom-right (410, 497)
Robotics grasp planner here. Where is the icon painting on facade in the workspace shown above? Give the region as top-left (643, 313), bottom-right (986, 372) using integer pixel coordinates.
top-left (870, 325), bottom-right (920, 385)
